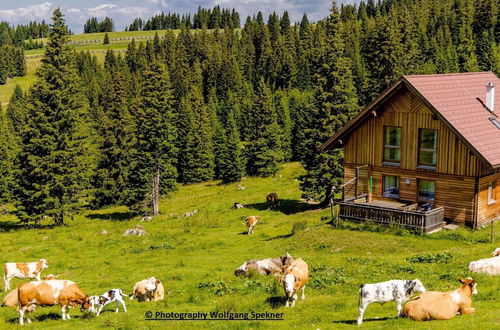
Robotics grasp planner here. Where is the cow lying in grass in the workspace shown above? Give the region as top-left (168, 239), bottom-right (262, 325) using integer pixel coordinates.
top-left (17, 279), bottom-right (91, 325)
top-left (89, 289), bottom-right (128, 315)
top-left (281, 258), bottom-right (309, 307)
top-left (130, 277), bottom-right (164, 302)
top-left (235, 253), bottom-right (294, 276)
top-left (468, 248), bottom-right (500, 275)
top-left (357, 279), bottom-right (426, 325)
top-left (3, 259), bottom-right (48, 291)
top-left (403, 277), bottom-right (477, 321)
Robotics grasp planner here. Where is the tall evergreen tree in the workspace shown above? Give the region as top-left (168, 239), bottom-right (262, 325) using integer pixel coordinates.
top-left (246, 78), bottom-right (283, 177)
top-left (219, 109), bottom-right (244, 183)
top-left (299, 1), bottom-right (359, 205)
top-left (14, 9), bottom-right (94, 225)
top-left (125, 61), bottom-right (177, 215)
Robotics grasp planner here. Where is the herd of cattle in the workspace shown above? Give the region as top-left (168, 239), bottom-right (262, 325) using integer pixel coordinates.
top-left (1, 259), bottom-right (165, 325)
top-left (1, 190), bottom-right (499, 325)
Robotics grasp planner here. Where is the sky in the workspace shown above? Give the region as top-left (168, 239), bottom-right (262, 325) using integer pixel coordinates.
top-left (0, 0), bottom-right (355, 32)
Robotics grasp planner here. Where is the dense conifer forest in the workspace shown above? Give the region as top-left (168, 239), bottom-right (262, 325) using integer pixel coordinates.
top-left (0, 0), bottom-right (499, 225)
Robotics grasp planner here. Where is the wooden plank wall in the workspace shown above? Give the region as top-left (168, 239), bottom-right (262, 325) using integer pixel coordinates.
top-left (344, 87), bottom-right (485, 177)
top-left (477, 172), bottom-right (500, 226)
top-left (344, 164), bottom-right (476, 225)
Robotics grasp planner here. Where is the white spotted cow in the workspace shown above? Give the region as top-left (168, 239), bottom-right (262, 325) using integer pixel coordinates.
top-left (3, 259), bottom-right (48, 291)
top-left (281, 258), bottom-right (309, 307)
top-left (89, 289), bottom-right (128, 315)
top-left (357, 279), bottom-right (426, 325)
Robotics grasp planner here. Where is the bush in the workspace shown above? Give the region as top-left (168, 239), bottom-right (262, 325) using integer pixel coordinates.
top-left (291, 220), bottom-right (307, 235)
top-left (407, 252), bottom-right (452, 264)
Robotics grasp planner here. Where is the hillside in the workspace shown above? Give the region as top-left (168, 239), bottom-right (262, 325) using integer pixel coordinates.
top-left (1, 29), bottom-right (176, 107)
top-left (1, 162), bottom-right (499, 329)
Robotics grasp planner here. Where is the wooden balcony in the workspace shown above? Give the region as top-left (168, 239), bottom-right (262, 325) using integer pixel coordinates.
top-left (338, 200), bottom-right (445, 234)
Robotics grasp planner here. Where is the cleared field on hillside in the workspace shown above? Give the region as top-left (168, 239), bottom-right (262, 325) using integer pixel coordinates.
top-left (0, 163), bottom-right (498, 329)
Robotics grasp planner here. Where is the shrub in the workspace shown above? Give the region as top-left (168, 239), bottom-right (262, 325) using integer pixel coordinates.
top-left (291, 220), bottom-right (307, 235)
top-left (407, 252), bottom-right (452, 264)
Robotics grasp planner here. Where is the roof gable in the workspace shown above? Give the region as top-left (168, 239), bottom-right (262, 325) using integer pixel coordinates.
top-left (321, 72), bottom-right (500, 168)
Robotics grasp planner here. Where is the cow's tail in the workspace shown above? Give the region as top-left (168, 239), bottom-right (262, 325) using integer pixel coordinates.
top-left (358, 284), bottom-right (364, 308)
top-left (119, 289), bottom-right (127, 298)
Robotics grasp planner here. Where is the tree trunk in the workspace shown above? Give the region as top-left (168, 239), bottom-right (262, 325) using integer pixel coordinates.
top-left (319, 185), bottom-right (333, 208)
top-left (152, 168), bottom-right (160, 216)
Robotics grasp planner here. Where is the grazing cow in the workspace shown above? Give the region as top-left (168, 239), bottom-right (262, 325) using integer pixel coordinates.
top-left (245, 216), bottom-right (259, 235)
top-left (281, 258), bottom-right (309, 307)
top-left (266, 193), bottom-right (279, 209)
top-left (403, 278), bottom-right (477, 321)
top-left (235, 254), bottom-right (294, 276)
top-left (140, 216), bottom-right (152, 222)
top-left (130, 277), bottom-right (163, 302)
top-left (17, 279), bottom-right (92, 325)
top-left (89, 289), bottom-right (128, 315)
top-left (468, 248), bottom-right (500, 275)
top-left (3, 259), bottom-right (48, 291)
top-left (357, 279), bottom-right (426, 325)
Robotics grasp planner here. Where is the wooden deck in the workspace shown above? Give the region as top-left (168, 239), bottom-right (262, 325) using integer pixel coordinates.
top-left (339, 201), bottom-right (445, 234)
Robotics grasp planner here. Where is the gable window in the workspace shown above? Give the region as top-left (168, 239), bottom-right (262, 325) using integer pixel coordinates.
top-left (383, 176), bottom-right (400, 199)
top-left (418, 179), bottom-right (435, 203)
top-left (418, 129), bottom-right (437, 169)
top-left (488, 181), bottom-right (496, 204)
top-left (383, 126), bottom-right (401, 165)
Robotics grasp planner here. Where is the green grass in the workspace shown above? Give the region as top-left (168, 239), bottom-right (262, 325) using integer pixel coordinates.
top-left (0, 57), bottom-right (41, 108)
top-left (1, 162), bottom-right (499, 329)
top-left (36, 30), bottom-right (181, 44)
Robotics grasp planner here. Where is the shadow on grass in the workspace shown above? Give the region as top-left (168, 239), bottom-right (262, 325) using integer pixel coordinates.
top-left (0, 220), bottom-right (56, 232)
top-left (332, 316), bottom-right (396, 325)
top-left (87, 212), bottom-right (135, 221)
top-left (266, 296), bottom-right (286, 309)
top-left (244, 199), bottom-right (317, 215)
top-left (264, 233), bottom-right (293, 241)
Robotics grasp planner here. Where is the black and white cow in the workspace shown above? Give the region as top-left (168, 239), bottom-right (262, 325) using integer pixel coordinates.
top-left (357, 279), bottom-right (426, 325)
top-left (89, 289), bottom-right (128, 316)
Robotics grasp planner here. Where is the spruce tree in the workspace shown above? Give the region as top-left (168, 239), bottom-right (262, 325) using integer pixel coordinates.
top-left (125, 61), bottom-right (177, 215)
top-left (246, 78), bottom-right (283, 177)
top-left (219, 109), bottom-right (244, 183)
top-left (299, 1), bottom-right (359, 205)
top-left (103, 32), bottom-right (110, 45)
top-left (14, 9), bottom-right (94, 225)
top-left (0, 106), bottom-right (15, 202)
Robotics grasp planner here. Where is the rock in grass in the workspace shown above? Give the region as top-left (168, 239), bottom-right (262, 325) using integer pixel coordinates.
top-left (140, 216), bottom-right (152, 222)
top-left (123, 228), bottom-right (146, 236)
top-left (183, 210), bottom-right (198, 218)
top-left (100, 230), bottom-right (108, 235)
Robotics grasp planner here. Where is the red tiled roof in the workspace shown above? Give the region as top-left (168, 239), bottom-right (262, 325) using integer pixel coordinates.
top-left (321, 72), bottom-right (500, 168)
top-left (404, 72), bottom-right (500, 167)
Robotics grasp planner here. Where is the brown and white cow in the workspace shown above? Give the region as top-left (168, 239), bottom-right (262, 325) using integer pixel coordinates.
top-left (3, 259), bottom-right (48, 291)
top-left (17, 279), bottom-right (91, 325)
top-left (266, 193), bottom-right (279, 209)
top-left (245, 216), bottom-right (259, 235)
top-left (403, 277), bottom-right (477, 321)
top-left (235, 253), bottom-right (294, 276)
top-left (130, 277), bottom-right (163, 302)
top-left (281, 258), bottom-right (309, 307)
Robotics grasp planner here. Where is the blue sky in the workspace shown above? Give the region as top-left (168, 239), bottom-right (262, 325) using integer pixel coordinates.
top-left (0, 1), bottom-right (355, 32)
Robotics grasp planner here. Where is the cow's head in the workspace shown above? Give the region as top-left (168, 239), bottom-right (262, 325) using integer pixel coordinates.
top-left (145, 277), bottom-right (158, 292)
top-left (491, 248), bottom-right (500, 257)
top-left (459, 277), bottom-right (477, 295)
top-left (234, 262), bottom-right (247, 276)
top-left (283, 274), bottom-right (296, 298)
top-left (37, 259), bottom-right (49, 271)
top-left (81, 296), bottom-right (93, 312)
top-left (406, 279), bottom-right (426, 295)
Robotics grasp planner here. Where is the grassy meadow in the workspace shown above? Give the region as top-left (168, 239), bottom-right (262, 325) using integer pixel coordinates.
top-left (0, 162), bottom-right (499, 329)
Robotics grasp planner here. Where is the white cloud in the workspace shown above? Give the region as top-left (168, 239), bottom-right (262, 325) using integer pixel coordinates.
top-left (0, 2), bottom-right (53, 22)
